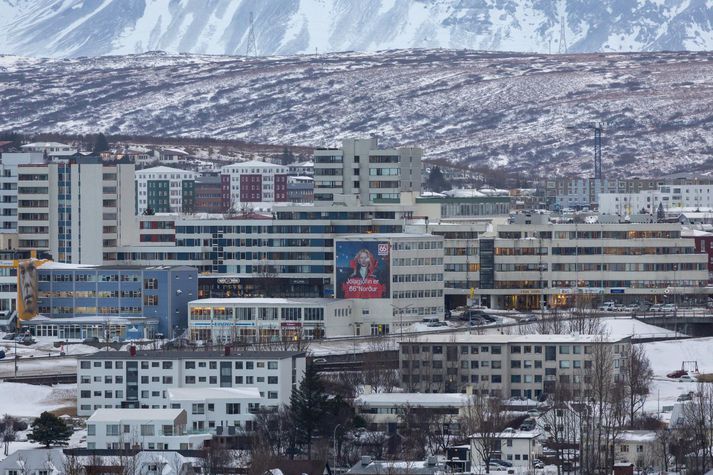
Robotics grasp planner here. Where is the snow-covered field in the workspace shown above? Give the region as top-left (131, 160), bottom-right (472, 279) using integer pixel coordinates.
top-left (0, 382), bottom-right (76, 418)
top-left (1, 49), bottom-right (712, 177)
top-left (642, 337), bottom-right (713, 415)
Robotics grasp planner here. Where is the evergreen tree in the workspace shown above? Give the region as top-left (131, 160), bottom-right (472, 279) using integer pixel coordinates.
top-left (290, 364), bottom-right (327, 458)
top-left (27, 412), bottom-right (72, 448)
top-left (656, 202), bottom-right (665, 222)
top-left (426, 166), bottom-right (452, 193)
top-left (92, 133), bottom-right (109, 154)
top-left (281, 146), bottom-right (295, 165)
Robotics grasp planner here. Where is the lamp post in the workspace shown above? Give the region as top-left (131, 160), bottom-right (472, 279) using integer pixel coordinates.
top-left (333, 423), bottom-right (342, 472)
top-left (390, 303), bottom-right (414, 340)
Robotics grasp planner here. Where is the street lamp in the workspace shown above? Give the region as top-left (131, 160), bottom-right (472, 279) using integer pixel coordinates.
top-left (390, 303), bottom-right (414, 340)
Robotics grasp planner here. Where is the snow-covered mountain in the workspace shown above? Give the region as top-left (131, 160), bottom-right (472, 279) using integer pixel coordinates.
top-left (1, 49), bottom-right (712, 177)
top-left (1, 0), bottom-right (713, 58)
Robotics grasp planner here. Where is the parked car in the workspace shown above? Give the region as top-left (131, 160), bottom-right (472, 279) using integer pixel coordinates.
top-left (533, 459), bottom-right (545, 469)
top-left (2, 333), bottom-right (15, 341)
top-left (677, 392), bottom-right (694, 402)
top-left (427, 321), bottom-right (448, 327)
top-left (82, 336), bottom-right (100, 345)
top-left (679, 374), bottom-right (696, 383)
top-left (519, 418), bottom-right (536, 431)
top-left (0, 349), bottom-right (5, 359)
top-left (662, 304), bottom-right (678, 313)
top-left (667, 369), bottom-right (687, 379)
top-left (521, 314), bottom-right (537, 322)
top-left (527, 408), bottom-right (540, 418)
top-left (490, 459), bottom-right (513, 468)
top-left (17, 336), bottom-right (34, 345)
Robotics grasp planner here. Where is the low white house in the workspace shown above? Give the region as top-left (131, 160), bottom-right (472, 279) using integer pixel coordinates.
top-left (614, 430), bottom-right (658, 469)
top-left (86, 408), bottom-right (212, 451)
top-left (471, 428), bottom-right (542, 470)
top-left (167, 387), bottom-right (262, 434)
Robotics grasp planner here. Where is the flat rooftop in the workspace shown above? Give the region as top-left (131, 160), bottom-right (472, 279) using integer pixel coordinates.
top-left (355, 393), bottom-right (470, 407)
top-left (88, 408), bottom-right (183, 422)
top-left (168, 387), bottom-right (261, 400)
top-left (190, 297), bottom-right (338, 306)
top-left (80, 350), bottom-right (304, 360)
top-left (403, 333), bottom-right (628, 344)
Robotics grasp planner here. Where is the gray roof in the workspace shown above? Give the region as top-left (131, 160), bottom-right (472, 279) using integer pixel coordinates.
top-left (80, 350), bottom-right (305, 360)
top-left (0, 448), bottom-right (66, 473)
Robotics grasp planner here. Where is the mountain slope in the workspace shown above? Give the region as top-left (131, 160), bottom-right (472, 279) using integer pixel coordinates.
top-left (1, 0), bottom-right (713, 58)
top-left (1, 49), bottom-right (712, 177)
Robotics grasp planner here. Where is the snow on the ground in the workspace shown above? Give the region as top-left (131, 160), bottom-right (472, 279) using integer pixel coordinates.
top-left (0, 428), bottom-right (86, 461)
top-left (0, 383), bottom-right (76, 418)
top-left (642, 337), bottom-right (713, 415)
top-left (600, 317), bottom-right (682, 339)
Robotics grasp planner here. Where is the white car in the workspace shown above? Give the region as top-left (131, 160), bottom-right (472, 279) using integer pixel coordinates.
top-left (679, 374), bottom-right (696, 383)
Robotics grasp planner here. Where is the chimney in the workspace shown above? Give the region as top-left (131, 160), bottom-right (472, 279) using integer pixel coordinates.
top-left (129, 345), bottom-right (136, 357)
top-left (224, 345), bottom-right (231, 356)
top-left (360, 456), bottom-right (372, 467)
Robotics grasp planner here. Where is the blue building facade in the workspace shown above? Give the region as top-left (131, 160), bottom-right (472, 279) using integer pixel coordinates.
top-left (37, 265), bottom-right (198, 336)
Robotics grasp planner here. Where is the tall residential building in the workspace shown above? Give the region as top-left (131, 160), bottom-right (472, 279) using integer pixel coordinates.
top-left (313, 138), bottom-right (422, 205)
top-left (221, 160), bottom-right (289, 209)
top-left (135, 166), bottom-right (198, 214)
top-left (0, 151), bottom-right (45, 235)
top-left (599, 184), bottom-right (713, 216)
top-left (16, 156), bottom-right (137, 264)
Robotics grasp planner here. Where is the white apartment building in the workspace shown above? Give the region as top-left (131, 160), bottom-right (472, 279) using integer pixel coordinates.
top-left (471, 429), bottom-right (542, 470)
top-left (20, 142), bottom-right (77, 157)
top-left (221, 160), bottom-right (289, 209)
top-left (313, 138), bottom-right (421, 205)
top-left (135, 166), bottom-right (198, 214)
top-left (399, 334), bottom-right (631, 396)
top-left (600, 184), bottom-right (713, 216)
top-left (0, 152), bottom-right (45, 235)
top-left (16, 157), bottom-right (137, 264)
top-left (288, 160), bottom-right (314, 176)
top-left (167, 387), bottom-right (262, 433)
top-left (354, 392), bottom-right (470, 431)
top-left (77, 349), bottom-right (305, 416)
top-left (86, 408), bottom-right (211, 450)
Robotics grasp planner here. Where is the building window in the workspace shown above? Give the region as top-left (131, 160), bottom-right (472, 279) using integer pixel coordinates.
top-left (140, 424), bottom-right (155, 436)
top-left (226, 403), bottom-right (241, 414)
top-left (106, 424), bottom-right (119, 436)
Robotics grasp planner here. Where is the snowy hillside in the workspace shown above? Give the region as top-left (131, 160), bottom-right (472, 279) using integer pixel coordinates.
top-left (1, 49), bottom-right (712, 177)
top-left (1, 0), bottom-right (713, 58)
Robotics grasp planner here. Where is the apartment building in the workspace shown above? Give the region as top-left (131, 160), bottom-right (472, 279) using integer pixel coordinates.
top-left (135, 166), bottom-right (198, 214)
top-left (16, 156), bottom-right (137, 264)
top-left (189, 174), bottom-right (231, 213)
top-left (76, 350), bottom-right (306, 416)
top-left (354, 392), bottom-right (471, 432)
top-left (221, 160), bottom-right (289, 208)
top-left (166, 387), bottom-right (263, 433)
top-left (35, 263), bottom-right (197, 335)
top-left (0, 151), bottom-right (45, 234)
top-left (19, 141), bottom-right (77, 157)
top-left (600, 183), bottom-right (713, 216)
top-left (313, 138), bottom-right (421, 205)
top-left (86, 408), bottom-right (211, 450)
top-left (399, 334), bottom-right (630, 396)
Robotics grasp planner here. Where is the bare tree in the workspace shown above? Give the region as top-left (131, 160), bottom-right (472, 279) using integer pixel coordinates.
top-left (460, 390), bottom-right (507, 474)
top-left (619, 344), bottom-right (654, 428)
top-left (200, 445), bottom-right (236, 475)
top-left (540, 385), bottom-right (580, 475)
top-left (0, 414), bottom-right (17, 456)
top-left (681, 384), bottom-right (713, 473)
top-left (62, 453), bottom-right (84, 475)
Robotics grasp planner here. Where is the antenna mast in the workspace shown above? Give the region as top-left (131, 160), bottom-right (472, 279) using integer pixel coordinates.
top-left (246, 11), bottom-right (258, 57)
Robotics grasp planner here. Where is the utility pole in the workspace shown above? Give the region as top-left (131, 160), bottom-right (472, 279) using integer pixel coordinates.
top-left (245, 11), bottom-right (258, 57)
